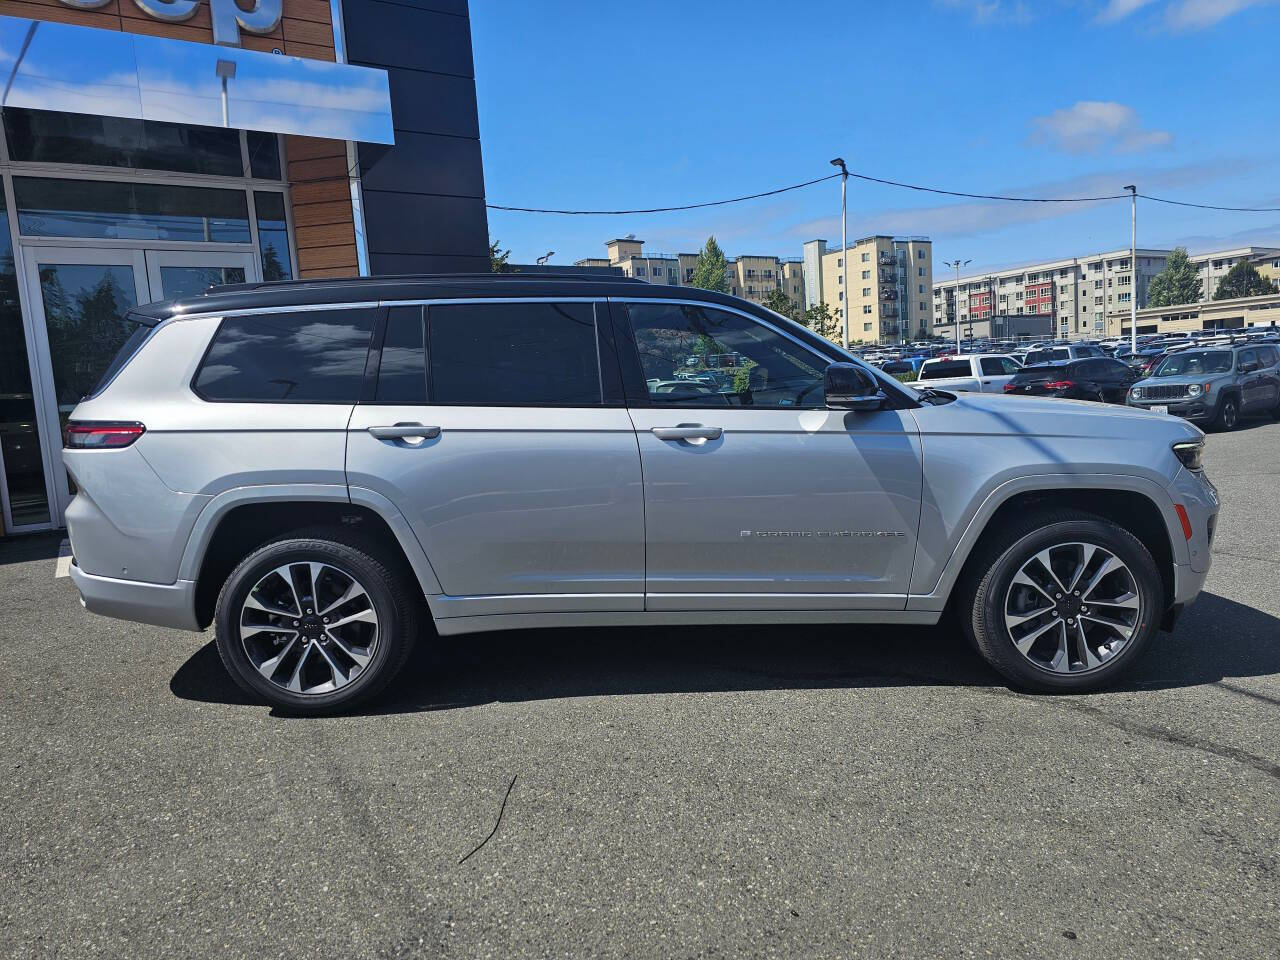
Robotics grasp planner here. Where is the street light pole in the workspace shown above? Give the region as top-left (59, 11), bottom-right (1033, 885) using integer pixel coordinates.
top-left (942, 258), bottom-right (971, 353)
top-left (1125, 185), bottom-right (1137, 354)
top-left (830, 157), bottom-right (849, 349)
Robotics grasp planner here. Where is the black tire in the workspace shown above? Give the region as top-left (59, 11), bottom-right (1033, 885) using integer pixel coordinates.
top-left (213, 533), bottom-right (421, 714)
top-left (1213, 395), bottom-right (1239, 432)
top-left (961, 509), bottom-right (1163, 693)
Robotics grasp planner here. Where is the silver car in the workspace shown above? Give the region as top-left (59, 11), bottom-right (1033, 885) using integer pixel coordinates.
top-left (64, 275), bottom-right (1219, 712)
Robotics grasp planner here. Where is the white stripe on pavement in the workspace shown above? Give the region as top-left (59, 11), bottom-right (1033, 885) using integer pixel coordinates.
top-left (55, 539), bottom-right (72, 579)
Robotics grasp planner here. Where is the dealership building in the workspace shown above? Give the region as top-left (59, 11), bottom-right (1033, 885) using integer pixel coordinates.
top-left (0, 0), bottom-right (489, 535)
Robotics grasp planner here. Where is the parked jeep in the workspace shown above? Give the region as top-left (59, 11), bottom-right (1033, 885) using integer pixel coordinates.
top-left (1127, 342), bottom-right (1280, 430)
top-left (64, 275), bottom-right (1218, 712)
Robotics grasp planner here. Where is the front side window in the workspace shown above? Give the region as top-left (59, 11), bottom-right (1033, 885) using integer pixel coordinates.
top-left (626, 302), bottom-right (827, 408)
top-left (981, 357), bottom-right (1021, 375)
top-left (428, 301), bottom-right (601, 406)
top-left (194, 309), bottom-right (378, 402)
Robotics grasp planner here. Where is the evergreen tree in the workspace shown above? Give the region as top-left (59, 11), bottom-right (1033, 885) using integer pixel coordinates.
top-left (762, 287), bottom-right (799, 322)
top-left (1147, 247), bottom-right (1202, 307)
top-left (800, 301), bottom-right (841, 342)
top-left (489, 239), bottom-right (512, 273)
top-left (689, 236), bottom-right (729, 293)
top-left (1213, 261), bottom-right (1276, 300)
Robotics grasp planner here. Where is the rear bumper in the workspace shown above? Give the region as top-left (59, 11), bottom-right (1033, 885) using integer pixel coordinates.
top-left (68, 561), bottom-right (201, 632)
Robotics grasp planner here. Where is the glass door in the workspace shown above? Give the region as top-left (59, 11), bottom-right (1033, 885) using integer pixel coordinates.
top-left (143, 249), bottom-right (255, 301)
top-left (22, 248), bottom-right (149, 521)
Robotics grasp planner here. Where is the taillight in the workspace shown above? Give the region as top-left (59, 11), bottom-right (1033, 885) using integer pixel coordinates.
top-left (1043, 380), bottom-right (1075, 390)
top-left (1003, 383), bottom-right (1018, 392)
top-left (63, 422), bottom-right (146, 449)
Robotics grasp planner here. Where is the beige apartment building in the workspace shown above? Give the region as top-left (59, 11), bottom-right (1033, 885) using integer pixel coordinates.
top-left (803, 237), bottom-right (933, 344)
top-left (933, 245), bottom-right (1280, 342)
top-left (575, 238), bottom-right (804, 306)
top-left (1103, 292), bottom-right (1280, 337)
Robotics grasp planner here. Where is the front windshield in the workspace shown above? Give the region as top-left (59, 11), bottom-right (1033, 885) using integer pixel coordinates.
top-left (1151, 350), bottom-right (1232, 377)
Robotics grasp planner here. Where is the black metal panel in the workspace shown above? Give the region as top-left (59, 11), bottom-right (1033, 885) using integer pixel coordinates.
top-left (362, 192), bottom-right (489, 256)
top-left (358, 132), bottom-right (484, 198)
top-left (340, 0), bottom-right (489, 273)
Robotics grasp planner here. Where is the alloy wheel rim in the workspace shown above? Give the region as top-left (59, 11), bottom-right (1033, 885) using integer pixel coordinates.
top-left (239, 561), bottom-right (379, 696)
top-left (1002, 541), bottom-right (1141, 675)
top-left (1224, 402), bottom-right (1237, 427)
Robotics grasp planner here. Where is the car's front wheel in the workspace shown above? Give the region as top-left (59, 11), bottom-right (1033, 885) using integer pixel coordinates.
top-left (964, 511), bottom-right (1163, 693)
top-left (1214, 395), bottom-right (1239, 431)
top-left (213, 534), bottom-right (420, 714)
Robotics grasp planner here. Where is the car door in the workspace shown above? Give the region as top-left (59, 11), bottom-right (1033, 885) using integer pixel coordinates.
top-left (978, 356), bottom-right (1021, 392)
top-left (1095, 358), bottom-right (1132, 403)
top-left (615, 299), bottom-right (923, 611)
top-left (1236, 349), bottom-right (1261, 411)
top-left (345, 299), bottom-right (646, 618)
top-left (1260, 346), bottom-right (1280, 408)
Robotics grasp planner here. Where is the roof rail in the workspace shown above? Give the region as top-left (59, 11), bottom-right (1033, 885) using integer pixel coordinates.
top-left (208, 272), bottom-right (650, 296)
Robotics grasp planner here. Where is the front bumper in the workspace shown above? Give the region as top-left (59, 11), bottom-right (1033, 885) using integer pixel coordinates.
top-left (1127, 396), bottom-right (1215, 422)
top-left (68, 560), bottom-right (201, 632)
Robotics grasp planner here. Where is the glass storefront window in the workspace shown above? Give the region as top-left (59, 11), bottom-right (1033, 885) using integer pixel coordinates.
top-left (158, 266), bottom-right (246, 299)
top-left (4, 108), bottom-right (243, 177)
top-left (14, 177), bottom-right (251, 243)
top-left (0, 201), bottom-right (52, 526)
top-left (254, 191), bottom-right (293, 281)
top-left (246, 131), bottom-right (282, 181)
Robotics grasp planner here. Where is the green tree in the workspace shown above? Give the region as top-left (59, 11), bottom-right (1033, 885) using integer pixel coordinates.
top-left (1213, 261), bottom-right (1276, 300)
top-left (688, 236), bottom-right (729, 293)
top-left (489, 239), bottom-right (512, 273)
top-left (762, 287), bottom-right (800, 323)
top-left (1146, 247), bottom-right (1202, 307)
top-left (800, 300), bottom-right (841, 343)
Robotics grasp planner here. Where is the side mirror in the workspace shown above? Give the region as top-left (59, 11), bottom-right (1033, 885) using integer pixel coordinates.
top-left (825, 362), bottom-right (885, 412)
top-left (1240, 361), bottom-right (1259, 373)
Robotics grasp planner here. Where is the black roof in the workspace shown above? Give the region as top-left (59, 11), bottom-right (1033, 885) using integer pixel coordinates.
top-left (129, 272), bottom-right (757, 322)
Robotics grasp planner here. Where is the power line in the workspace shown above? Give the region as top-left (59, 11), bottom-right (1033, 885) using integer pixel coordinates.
top-left (486, 173), bottom-right (841, 215)
top-left (1139, 194), bottom-right (1280, 213)
top-left (486, 169), bottom-right (1280, 216)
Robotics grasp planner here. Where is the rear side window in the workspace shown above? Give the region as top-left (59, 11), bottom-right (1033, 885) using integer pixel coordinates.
top-left (194, 308), bottom-right (377, 402)
top-left (980, 357), bottom-right (1020, 375)
top-left (921, 359), bottom-right (971, 379)
top-left (428, 301), bottom-right (601, 405)
top-left (375, 305), bottom-right (427, 403)
top-left (1024, 350), bottom-right (1047, 365)
top-left (1051, 348), bottom-right (1071, 361)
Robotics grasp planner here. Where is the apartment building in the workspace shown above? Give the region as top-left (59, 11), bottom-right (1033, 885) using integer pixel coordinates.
top-left (933, 245), bottom-right (1280, 342)
top-left (575, 239), bottom-right (804, 306)
top-left (803, 236), bottom-right (933, 344)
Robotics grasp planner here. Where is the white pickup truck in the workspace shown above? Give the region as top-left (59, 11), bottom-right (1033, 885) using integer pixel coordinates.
top-left (911, 354), bottom-right (1024, 393)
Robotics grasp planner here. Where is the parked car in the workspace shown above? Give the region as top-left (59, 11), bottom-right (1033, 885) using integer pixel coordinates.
top-left (1127, 342), bottom-right (1280, 430)
top-left (1022, 344), bottom-right (1107, 365)
top-left (63, 274), bottom-right (1217, 712)
top-left (911, 354), bottom-right (1023, 393)
top-left (1002, 357), bottom-right (1141, 403)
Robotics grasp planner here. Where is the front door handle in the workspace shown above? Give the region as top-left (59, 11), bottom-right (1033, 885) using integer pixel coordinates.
top-left (369, 423), bottom-right (441, 441)
top-left (651, 425), bottom-right (723, 442)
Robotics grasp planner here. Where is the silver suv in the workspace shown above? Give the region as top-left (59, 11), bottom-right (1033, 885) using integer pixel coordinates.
top-left (64, 275), bottom-right (1219, 712)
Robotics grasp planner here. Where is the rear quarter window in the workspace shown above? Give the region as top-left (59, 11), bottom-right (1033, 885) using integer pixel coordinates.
top-left (193, 308), bottom-right (378, 402)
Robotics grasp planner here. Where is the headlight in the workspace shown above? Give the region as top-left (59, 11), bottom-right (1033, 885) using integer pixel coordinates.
top-left (1187, 383), bottom-right (1203, 397)
top-left (1130, 387), bottom-right (1142, 399)
top-left (1172, 440), bottom-right (1204, 471)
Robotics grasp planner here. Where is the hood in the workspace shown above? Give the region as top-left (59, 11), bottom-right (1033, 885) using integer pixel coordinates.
top-left (938, 390), bottom-right (1204, 440)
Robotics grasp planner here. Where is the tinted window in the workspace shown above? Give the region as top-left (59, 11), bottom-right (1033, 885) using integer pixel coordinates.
top-left (922, 359), bottom-right (972, 379)
top-left (1260, 346), bottom-right (1279, 366)
top-left (376, 306), bottom-right (426, 403)
top-left (1024, 350), bottom-right (1048, 365)
top-left (194, 309), bottom-right (377, 402)
top-left (1238, 348), bottom-right (1258, 368)
top-left (1051, 348), bottom-right (1071, 360)
top-left (627, 303), bottom-right (827, 407)
top-left (980, 357), bottom-right (1020, 375)
top-left (428, 302), bottom-right (600, 406)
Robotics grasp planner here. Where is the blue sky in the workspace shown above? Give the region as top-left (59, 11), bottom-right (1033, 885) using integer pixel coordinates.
top-left (471, 0), bottom-right (1280, 277)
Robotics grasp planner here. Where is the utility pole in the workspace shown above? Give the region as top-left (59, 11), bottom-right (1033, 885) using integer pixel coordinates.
top-left (831, 158), bottom-right (849, 349)
top-left (1125, 185), bottom-right (1137, 354)
top-left (942, 259), bottom-right (971, 353)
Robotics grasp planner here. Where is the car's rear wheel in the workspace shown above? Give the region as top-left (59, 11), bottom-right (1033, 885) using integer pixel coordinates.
top-left (214, 534), bottom-right (420, 714)
top-left (1214, 395), bottom-right (1239, 431)
top-left (963, 511), bottom-right (1163, 693)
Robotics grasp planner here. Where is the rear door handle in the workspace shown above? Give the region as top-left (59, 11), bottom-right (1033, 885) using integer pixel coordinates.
top-left (369, 423), bottom-right (441, 441)
top-left (651, 425), bottom-right (723, 442)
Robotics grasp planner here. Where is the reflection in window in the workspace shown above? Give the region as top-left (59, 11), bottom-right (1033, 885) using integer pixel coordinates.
top-left (194, 310), bottom-right (377, 402)
top-left (158, 266), bottom-right (247, 300)
top-left (627, 303), bottom-right (826, 408)
top-left (254, 192), bottom-right (293, 281)
top-left (14, 177), bottom-right (250, 243)
top-left (376, 307), bottom-right (427, 403)
top-left (3, 108), bottom-right (243, 177)
top-left (0, 200), bottom-right (51, 525)
top-left (247, 131), bottom-right (282, 180)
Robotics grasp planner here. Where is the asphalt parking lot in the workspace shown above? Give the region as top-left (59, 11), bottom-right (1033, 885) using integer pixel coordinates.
top-left (3, 420), bottom-right (1279, 960)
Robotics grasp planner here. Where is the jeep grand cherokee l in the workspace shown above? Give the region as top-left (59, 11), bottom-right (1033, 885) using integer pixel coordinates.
top-left (63, 275), bottom-right (1219, 712)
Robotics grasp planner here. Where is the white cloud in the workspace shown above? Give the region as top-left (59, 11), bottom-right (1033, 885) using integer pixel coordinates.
top-left (1164, 0), bottom-right (1276, 28)
top-left (935, 0), bottom-right (1032, 22)
top-left (1029, 101), bottom-right (1172, 154)
top-left (1095, 0), bottom-right (1159, 21)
